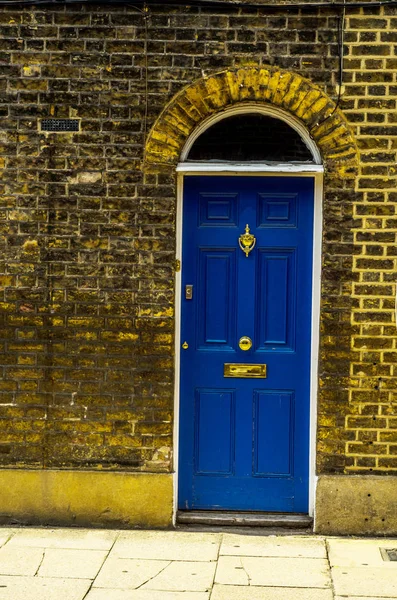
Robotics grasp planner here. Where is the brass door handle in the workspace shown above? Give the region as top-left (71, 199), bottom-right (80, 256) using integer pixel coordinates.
top-left (238, 336), bottom-right (252, 351)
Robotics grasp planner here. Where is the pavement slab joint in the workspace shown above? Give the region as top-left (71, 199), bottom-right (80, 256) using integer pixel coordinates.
top-left (34, 548), bottom-right (46, 576)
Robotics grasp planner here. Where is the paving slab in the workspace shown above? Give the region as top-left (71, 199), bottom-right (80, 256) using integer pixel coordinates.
top-left (5, 527), bottom-right (397, 600)
top-left (0, 546), bottom-right (44, 576)
top-left (141, 560), bottom-right (217, 592)
top-left (335, 598), bottom-right (397, 600)
top-left (214, 556), bottom-right (249, 586)
top-left (215, 556), bottom-right (331, 588)
top-left (38, 548), bottom-right (108, 579)
top-left (332, 565), bottom-right (397, 597)
top-left (220, 534), bottom-right (326, 558)
top-left (93, 557), bottom-right (170, 589)
top-left (0, 575), bottom-right (90, 600)
top-left (328, 537), bottom-right (397, 567)
top-left (112, 531), bottom-right (220, 562)
top-left (211, 585), bottom-right (334, 600)
top-left (7, 528), bottom-right (117, 550)
top-left (87, 590), bottom-right (209, 600)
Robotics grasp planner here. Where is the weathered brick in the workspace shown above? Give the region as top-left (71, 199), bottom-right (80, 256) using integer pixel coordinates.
top-left (0, 1), bottom-right (393, 478)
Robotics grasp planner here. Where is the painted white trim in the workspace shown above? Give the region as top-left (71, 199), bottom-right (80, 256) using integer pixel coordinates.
top-left (308, 172), bottom-right (323, 518)
top-left (177, 162), bottom-right (324, 174)
top-left (173, 171), bottom-right (322, 521)
top-left (180, 103), bottom-right (322, 165)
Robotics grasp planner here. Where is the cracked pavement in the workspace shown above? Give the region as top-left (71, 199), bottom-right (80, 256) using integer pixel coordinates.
top-left (0, 527), bottom-right (395, 599)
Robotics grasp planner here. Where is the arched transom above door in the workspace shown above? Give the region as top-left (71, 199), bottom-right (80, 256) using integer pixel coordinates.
top-left (144, 67), bottom-right (358, 178)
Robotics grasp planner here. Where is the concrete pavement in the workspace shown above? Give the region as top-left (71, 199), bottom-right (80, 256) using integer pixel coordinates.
top-left (0, 527), bottom-right (395, 599)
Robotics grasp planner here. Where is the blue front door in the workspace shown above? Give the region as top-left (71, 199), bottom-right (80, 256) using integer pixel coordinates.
top-left (178, 176), bottom-right (314, 513)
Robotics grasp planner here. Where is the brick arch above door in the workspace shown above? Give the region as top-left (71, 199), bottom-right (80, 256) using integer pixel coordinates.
top-left (144, 66), bottom-right (358, 179)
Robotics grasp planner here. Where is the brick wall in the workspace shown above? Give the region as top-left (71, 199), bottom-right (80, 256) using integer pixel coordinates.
top-left (0, 1), bottom-right (395, 475)
top-left (345, 10), bottom-right (397, 473)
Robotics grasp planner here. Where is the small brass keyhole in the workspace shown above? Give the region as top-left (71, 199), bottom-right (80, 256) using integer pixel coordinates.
top-left (239, 336), bottom-right (252, 351)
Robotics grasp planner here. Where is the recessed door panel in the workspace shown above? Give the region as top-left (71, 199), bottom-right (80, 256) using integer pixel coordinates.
top-left (179, 176), bottom-right (314, 513)
top-left (258, 193), bottom-right (298, 227)
top-left (199, 192), bottom-right (238, 226)
top-left (194, 388), bottom-right (235, 475)
top-left (256, 249), bottom-right (296, 351)
top-left (197, 250), bottom-right (236, 349)
top-left (253, 390), bottom-right (294, 476)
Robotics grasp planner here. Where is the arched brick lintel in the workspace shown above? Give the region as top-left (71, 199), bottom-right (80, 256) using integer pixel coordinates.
top-left (144, 67), bottom-right (359, 179)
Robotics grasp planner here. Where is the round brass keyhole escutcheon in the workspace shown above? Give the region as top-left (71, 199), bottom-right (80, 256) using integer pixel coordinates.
top-left (239, 336), bottom-right (252, 351)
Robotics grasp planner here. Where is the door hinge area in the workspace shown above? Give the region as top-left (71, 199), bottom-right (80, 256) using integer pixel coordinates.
top-left (175, 259), bottom-right (181, 272)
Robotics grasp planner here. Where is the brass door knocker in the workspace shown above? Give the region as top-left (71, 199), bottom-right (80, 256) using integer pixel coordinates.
top-left (238, 224), bottom-right (256, 257)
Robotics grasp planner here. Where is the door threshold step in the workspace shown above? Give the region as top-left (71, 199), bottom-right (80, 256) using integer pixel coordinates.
top-left (176, 511), bottom-right (313, 528)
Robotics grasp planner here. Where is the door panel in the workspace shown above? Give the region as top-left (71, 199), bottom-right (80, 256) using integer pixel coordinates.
top-left (199, 192), bottom-right (238, 226)
top-left (194, 389), bottom-right (235, 475)
top-left (179, 176), bottom-right (314, 513)
top-left (257, 192), bottom-right (298, 227)
top-left (253, 390), bottom-right (293, 477)
top-left (256, 249), bottom-right (296, 351)
top-left (198, 250), bottom-right (236, 349)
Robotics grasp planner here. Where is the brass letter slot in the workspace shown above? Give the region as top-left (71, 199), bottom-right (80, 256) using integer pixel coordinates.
top-left (224, 363), bottom-right (267, 378)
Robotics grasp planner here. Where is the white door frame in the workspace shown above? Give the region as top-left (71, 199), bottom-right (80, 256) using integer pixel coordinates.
top-left (172, 105), bottom-right (324, 524)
